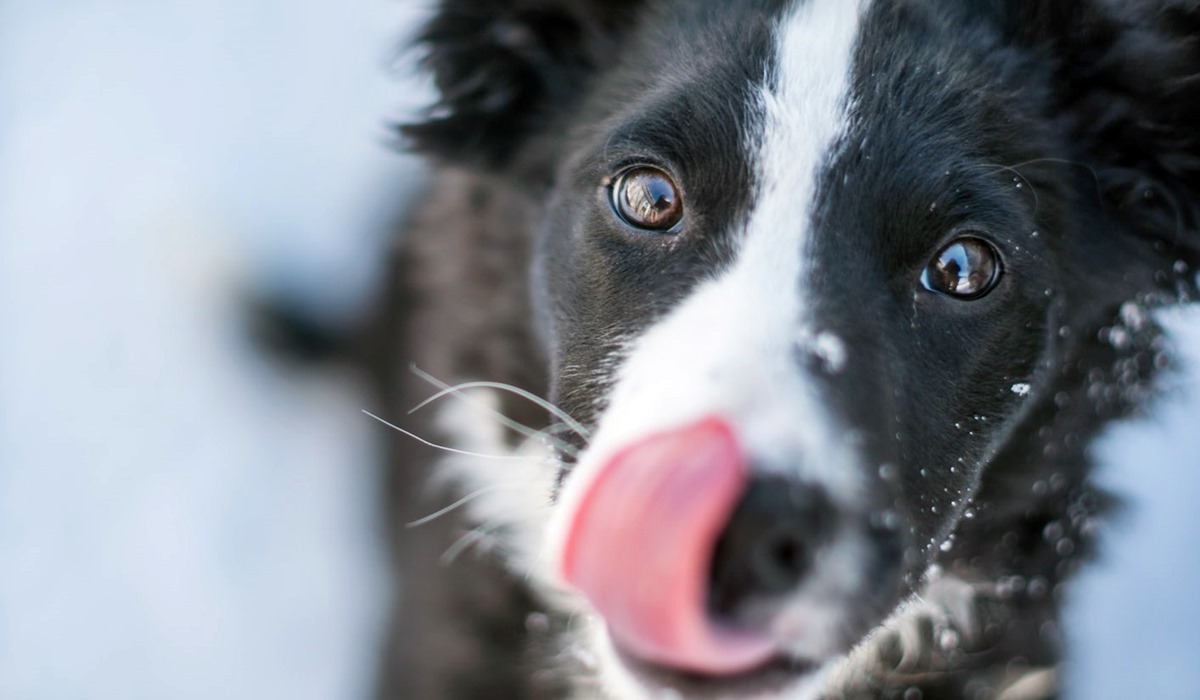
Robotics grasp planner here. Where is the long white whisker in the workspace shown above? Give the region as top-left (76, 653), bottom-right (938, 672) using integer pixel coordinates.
top-left (405, 368), bottom-right (580, 458)
top-left (441, 522), bottom-right (503, 565)
top-left (408, 365), bottom-right (591, 442)
top-left (406, 484), bottom-right (520, 528)
top-left (362, 410), bottom-right (532, 461)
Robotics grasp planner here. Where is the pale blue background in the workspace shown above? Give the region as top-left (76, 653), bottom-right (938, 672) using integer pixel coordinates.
top-left (0, 3), bottom-right (1196, 698)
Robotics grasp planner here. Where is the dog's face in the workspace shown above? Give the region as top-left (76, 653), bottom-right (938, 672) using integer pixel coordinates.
top-left (407, 0), bottom-right (1200, 695)
top-left (535, 1), bottom-right (1062, 691)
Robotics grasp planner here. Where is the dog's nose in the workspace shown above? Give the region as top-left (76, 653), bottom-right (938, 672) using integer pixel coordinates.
top-left (708, 476), bottom-right (834, 619)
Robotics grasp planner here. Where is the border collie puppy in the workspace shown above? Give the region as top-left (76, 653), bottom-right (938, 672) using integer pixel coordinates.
top-left (374, 1), bottom-right (1200, 698)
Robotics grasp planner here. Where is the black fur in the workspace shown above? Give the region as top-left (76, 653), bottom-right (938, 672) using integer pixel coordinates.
top-left (378, 1), bottom-right (1200, 698)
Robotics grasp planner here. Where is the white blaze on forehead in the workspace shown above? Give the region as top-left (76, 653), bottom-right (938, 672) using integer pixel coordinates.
top-left (550, 0), bottom-right (868, 566)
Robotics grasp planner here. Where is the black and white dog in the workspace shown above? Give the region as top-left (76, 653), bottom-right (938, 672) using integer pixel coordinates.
top-left (373, 1), bottom-right (1200, 698)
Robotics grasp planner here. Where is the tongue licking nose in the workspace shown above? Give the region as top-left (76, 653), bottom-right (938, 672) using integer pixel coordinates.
top-left (557, 417), bottom-right (776, 675)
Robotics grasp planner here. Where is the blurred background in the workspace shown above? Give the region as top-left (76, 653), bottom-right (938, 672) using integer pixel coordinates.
top-left (0, 2), bottom-right (1197, 699)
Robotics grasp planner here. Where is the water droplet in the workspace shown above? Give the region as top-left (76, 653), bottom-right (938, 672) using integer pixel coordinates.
top-left (1031, 230), bottom-right (1040, 238)
top-left (1174, 260), bottom-right (1188, 274)
top-left (997, 575), bottom-right (1026, 598)
top-left (525, 612), bottom-right (550, 633)
top-left (904, 687), bottom-right (924, 700)
top-left (872, 510), bottom-right (901, 531)
top-left (1056, 538), bottom-right (1075, 557)
top-left (940, 538), bottom-right (954, 552)
top-left (939, 628), bottom-right (961, 651)
top-left (1119, 302), bottom-right (1147, 331)
top-left (879, 463), bottom-right (899, 481)
top-left (964, 508), bottom-right (976, 519)
top-left (1032, 480), bottom-right (1049, 496)
top-left (920, 468), bottom-right (929, 478)
top-left (810, 331), bottom-right (848, 373)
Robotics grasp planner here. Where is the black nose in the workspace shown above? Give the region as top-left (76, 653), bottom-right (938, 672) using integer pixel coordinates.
top-left (707, 475), bottom-right (835, 618)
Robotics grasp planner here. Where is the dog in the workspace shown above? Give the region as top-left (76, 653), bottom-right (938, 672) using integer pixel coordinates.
top-left (371, 1), bottom-right (1200, 698)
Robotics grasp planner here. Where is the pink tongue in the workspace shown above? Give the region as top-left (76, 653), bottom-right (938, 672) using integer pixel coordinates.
top-left (559, 417), bottom-right (775, 675)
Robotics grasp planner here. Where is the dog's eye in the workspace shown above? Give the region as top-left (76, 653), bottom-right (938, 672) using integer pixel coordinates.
top-left (611, 167), bottom-right (683, 232)
top-left (921, 237), bottom-right (1002, 299)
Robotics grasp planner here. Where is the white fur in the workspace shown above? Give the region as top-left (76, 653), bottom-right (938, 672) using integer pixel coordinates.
top-left (429, 387), bottom-right (560, 582)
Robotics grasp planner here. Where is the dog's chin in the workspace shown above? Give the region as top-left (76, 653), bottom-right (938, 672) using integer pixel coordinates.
top-left (611, 645), bottom-right (830, 700)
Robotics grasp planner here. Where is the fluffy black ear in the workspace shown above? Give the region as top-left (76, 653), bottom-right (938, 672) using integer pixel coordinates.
top-left (402, 0), bottom-right (643, 170)
top-left (1011, 0), bottom-right (1200, 265)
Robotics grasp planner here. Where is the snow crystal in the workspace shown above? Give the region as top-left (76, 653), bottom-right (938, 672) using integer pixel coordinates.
top-left (1011, 382), bottom-right (1032, 396)
top-left (812, 331), bottom-right (847, 373)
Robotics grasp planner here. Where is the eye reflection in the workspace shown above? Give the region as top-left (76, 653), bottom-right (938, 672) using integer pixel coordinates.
top-left (611, 166), bottom-right (684, 232)
top-left (921, 237), bottom-right (1001, 299)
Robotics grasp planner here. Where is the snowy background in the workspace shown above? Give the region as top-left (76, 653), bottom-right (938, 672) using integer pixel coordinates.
top-left (0, 2), bottom-right (1197, 699)
top-left (0, 2), bottom-right (428, 698)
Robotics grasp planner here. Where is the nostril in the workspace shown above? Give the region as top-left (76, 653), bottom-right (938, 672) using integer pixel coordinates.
top-left (756, 528), bottom-right (809, 588)
top-left (708, 476), bottom-right (833, 619)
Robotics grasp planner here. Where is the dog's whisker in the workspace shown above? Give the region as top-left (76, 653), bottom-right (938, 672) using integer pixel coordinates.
top-left (362, 410), bottom-right (534, 461)
top-left (527, 422), bottom-right (583, 458)
top-left (976, 162), bottom-right (1042, 212)
top-left (409, 364), bottom-right (591, 441)
top-left (406, 484), bottom-right (521, 528)
top-left (405, 365), bottom-right (583, 457)
top-left (441, 521), bottom-right (505, 565)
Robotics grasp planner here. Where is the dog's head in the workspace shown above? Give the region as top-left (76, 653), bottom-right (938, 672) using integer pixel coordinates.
top-left (407, 0), bottom-right (1200, 694)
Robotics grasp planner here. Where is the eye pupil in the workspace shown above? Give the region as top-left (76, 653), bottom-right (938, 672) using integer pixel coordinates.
top-left (921, 237), bottom-right (1001, 299)
top-left (613, 167), bottom-right (683, 231)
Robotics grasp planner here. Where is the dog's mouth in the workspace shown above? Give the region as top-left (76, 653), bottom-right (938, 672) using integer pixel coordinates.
top-left (553, 416), bottom-right (884, 690)
top-left (557, 417), bottom-right (777, 674)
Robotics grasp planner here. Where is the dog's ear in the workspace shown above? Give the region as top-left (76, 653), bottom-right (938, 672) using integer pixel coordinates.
top-left (401, 0), bottom-right (643, 171)
top-left (1005, 1), bottom-right (1200, 268)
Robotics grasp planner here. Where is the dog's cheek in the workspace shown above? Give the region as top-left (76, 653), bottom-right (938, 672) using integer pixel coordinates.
top-left (890, 313), bottom-right (1048, 547)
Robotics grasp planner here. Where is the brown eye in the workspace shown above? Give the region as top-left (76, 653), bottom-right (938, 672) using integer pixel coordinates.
top-left (921, 237), bottom-right (1002, 299)
top-left (611, 166), bottom-right (684, 232)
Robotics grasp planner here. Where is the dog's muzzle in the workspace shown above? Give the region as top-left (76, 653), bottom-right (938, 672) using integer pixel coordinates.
top-left (556, 416), bottom-right (859, 677)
